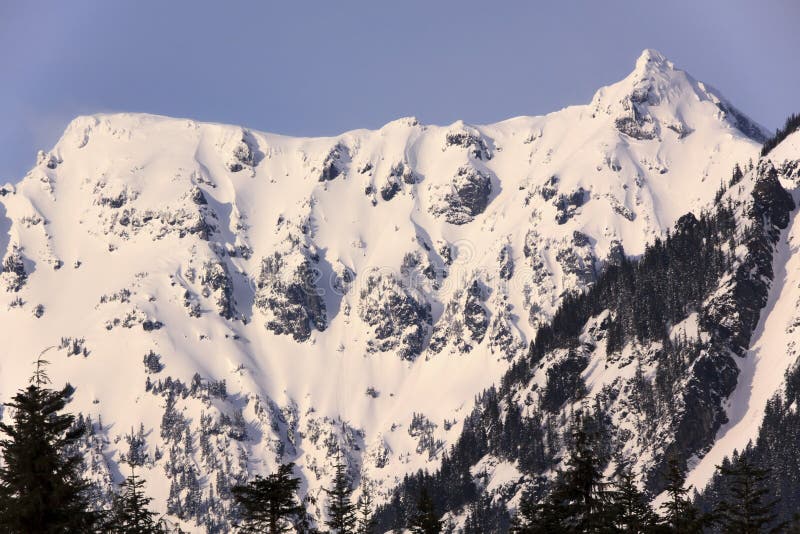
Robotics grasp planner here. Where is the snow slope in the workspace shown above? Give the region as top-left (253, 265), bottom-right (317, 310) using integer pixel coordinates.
top-left (684, 130), bottom-right (800, 492)
top-left (0, 49), bottom-right (766, 530)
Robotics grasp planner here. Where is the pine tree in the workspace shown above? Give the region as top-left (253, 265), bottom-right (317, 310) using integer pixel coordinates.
top-left (232, 462), bottom-right (305, 533)
top-left (356, 481), bottom-right (375, 534)
top-left (325, 456), bottom-right (356, 534)
top-left (408, 486), bottom-right (442, 534)
top-left (658, 458), bottom-right (706, 533)
top-left (714, 458), bottom-right (785, 533)
top-left (108, 464), bottom-right (166, 533)
top-left (0, 356), bottom-right (102, 532)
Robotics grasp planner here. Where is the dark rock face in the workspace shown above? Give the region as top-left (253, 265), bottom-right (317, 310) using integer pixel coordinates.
top-left (98, 190), bottom-right (130, 209)
top-left (439, 243), bottom-right (453, 266)
top-left (615, 116), bottom-right (657, 140)
top-left (649, 160), bottom-right (795, 492)
top-left (2, 247), bottom-right (27, 292)
top-left (429, 280), bottom-right (488, 355)
top-left (320, 143), bottom-right (350, 182)
top-left (702, 162), bottom-right (794, 357)
top-left (498, 245), bottom-right (514, 281)
top-left (612, 203), bottom-right (636, 221)
top-left (380, 180), bottom-right (401, 201)
top-left (226, 135), bottom-right (257, 173)
top-left (189, 186), bottom-right (207, 205)
top-left (96, 185), bottom-right (216, 242)
top-left (143, 351), bottom-right (164, 374)
top-left (391, 162), bottom-right (418, 185)
top-left (540, 175), bottom-right (559, 201)
top-left (142, 319), bottom-right (164, 331)
top-left (487, 299), bottom-right (523, 358)
top-left (37, 150), bottom-right (60, 169)
top-left (715, 100), bottom-right (768, 143)
top-left (554, 188), bottom-right (588, 224)
top-left (613, 86), bottom-right (658, 140)
top-left (444, 130), bottom-right (492, 160)
top-left (255, 251), bottom-right (327, 342)
top-left (572, 231), bottom-right (590, 247)
top-left (655, 348), bottom-right (738, 490)
top-left (430, 166), bottom-right (492, 225)
top-left (463, 281), bottom-right (489, 344)
top-left (358, 272), bottom-right (432, 360)
top-left (556, 241), bottom-right (596, 287)
top-left (751, 161), bottom-right (795, 232)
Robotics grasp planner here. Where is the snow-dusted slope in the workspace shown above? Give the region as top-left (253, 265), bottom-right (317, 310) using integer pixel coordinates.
top-left (0, 49), bottom-right (765, 530)
top-left (684, 129), bottom-right (800, 492)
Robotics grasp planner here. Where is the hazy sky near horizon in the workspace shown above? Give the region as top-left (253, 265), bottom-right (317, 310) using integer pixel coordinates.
top-left (1, 1), bottom-right (798, 179)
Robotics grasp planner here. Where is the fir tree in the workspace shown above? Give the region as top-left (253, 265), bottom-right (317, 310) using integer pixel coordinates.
top-left (231, 462), bottom-right (305, 533)
top-left (356, 481), bottom-right (375, 534)
top-left (408, 486), bottom-right (442, 534)
top-left (512, 421), bottom-right (615, 533)
top-left (325, 456), bottom-right (356, 534)
top-left (552, 423), bottom-right (615, 532)
top-left (108, 464), bottom-right (166, 533)
top-left (0, 356), bottom-right (102, 533)
top-left (463, 491), bottom-right (508, 533)
top-left (658, 458), bottom-right (706, 533)
top-left (510, 486), bottom-right (564, 534)
top-left (714, 458), bottom-right (784, 534)
top-left (610, 466), bottom-right (658, 533)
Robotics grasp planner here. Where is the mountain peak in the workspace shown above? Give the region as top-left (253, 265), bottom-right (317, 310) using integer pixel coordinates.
top-left (589, 48), bottom-right (767, 143)
top-left (634, 48), bottom-right (672, 74)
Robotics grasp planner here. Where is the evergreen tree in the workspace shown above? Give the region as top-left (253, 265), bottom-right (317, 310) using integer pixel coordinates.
top-left (610, 466), bottom-right (658, 533)
top-left (356, 481), bottom-right (375, 534)
top-left (231, 462), bottom-right (305, 533)
top-left (552, 424), bottom-right (615, 532)
top-left (408, 486), bottom-right (442, 534)
top-left (108, 464), bottom-right (166, 533)
top-left (463, 491), bottom-right (508, 533)
top-left (512, 421), bottom-right (615, 533)
top-left (325, 456), bottom-right (356, 534)
top-left (714, 458), bottom-right (784, 533)
top-left (294, 494), bottom-right (319, 534)
top-left (658, 458), bottom-right (706, 533)
top-left (510, 485), bottom-right (565, 534)
top-left (0, 356), bottom-right (102, 533)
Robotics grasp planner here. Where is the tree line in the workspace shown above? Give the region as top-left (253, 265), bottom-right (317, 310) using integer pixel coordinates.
top-left (760, 112), bottom-right (800, 157)
top-left (510, 413), bottom-right (800, 533)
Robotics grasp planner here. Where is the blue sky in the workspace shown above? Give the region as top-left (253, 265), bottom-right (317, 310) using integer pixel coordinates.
top-left (1, 1), bottom-right (798, 179)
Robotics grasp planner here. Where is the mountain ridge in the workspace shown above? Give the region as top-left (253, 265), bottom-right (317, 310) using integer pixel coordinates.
top-left (0, 49), bottom-right (786, 532)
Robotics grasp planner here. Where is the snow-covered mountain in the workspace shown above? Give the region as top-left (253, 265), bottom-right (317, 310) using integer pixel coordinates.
top-left (0, 49), bottom-right (787, 531)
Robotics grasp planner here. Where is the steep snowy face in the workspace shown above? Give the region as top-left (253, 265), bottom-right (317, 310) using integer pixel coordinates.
top-left (592, 48), bottom-right (767, 144)
top-left (683, 129), bottom-right (800, 492)
top-left (0, 50), bottom-right (764, 530)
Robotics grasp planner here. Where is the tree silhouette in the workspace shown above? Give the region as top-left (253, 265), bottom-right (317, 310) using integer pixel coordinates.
top-left (0, 354), bottom-right (102, 532)
top-left (714, 457), bottom-right (785, 533)
top-left (325, 455), bottom-right (356, 534)
top-left (408, 486), bottom-right (442, 534)
top-left (108, 463), bottom-right (166, 533)
top-left (232, 462), bottom-right (305, 533)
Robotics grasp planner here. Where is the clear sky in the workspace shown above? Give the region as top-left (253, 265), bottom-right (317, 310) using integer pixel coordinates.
top-left (1, 1), bottom-right (798, 180)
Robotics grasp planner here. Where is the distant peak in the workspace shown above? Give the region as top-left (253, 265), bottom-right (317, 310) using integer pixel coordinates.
top-left (634, 48), bottom-right (672, 74)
